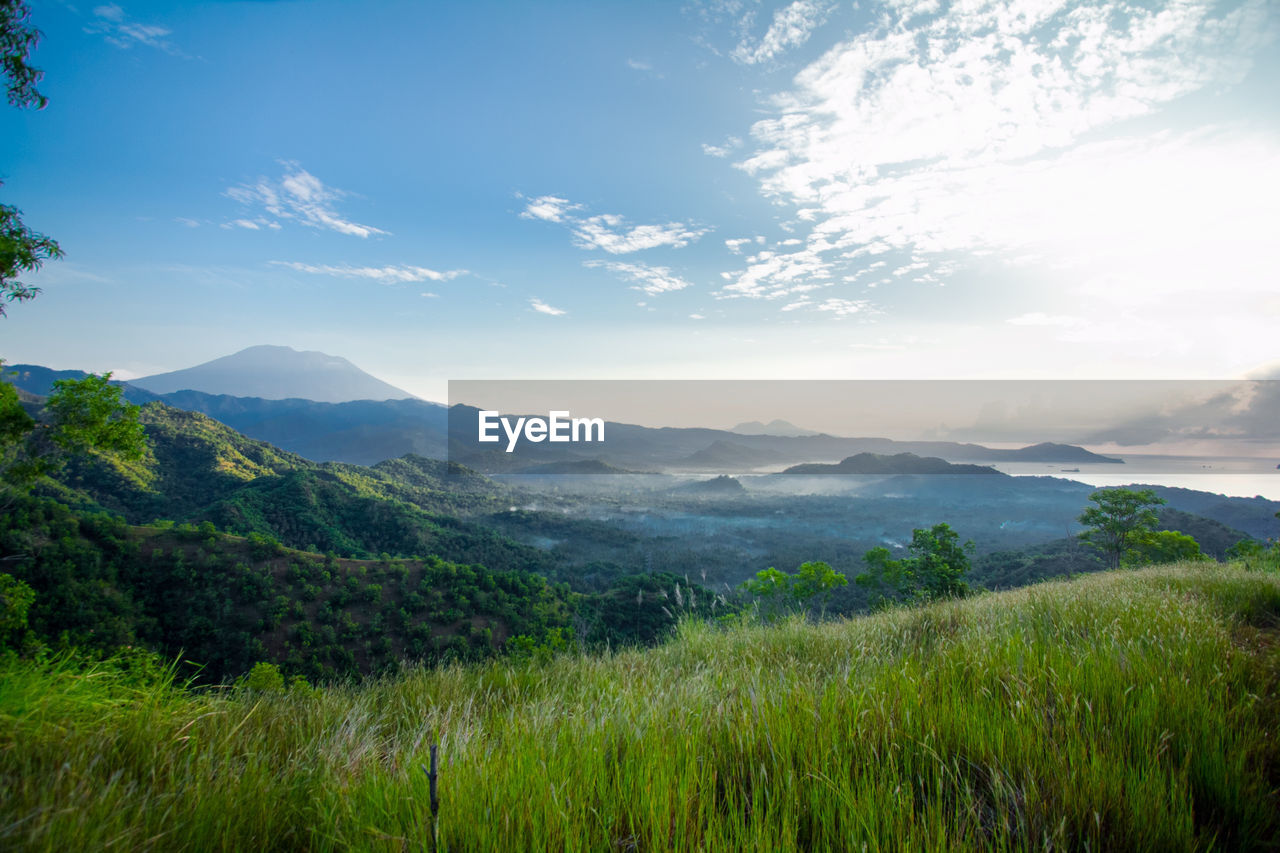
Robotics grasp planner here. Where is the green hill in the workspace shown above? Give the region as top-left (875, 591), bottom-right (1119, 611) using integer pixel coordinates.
top-left (0, 495), bottom-right (717, 684)
top-left (2, 561), bottom-right (1277, 850)
top-left (40, 403), bottom-right (551, 569)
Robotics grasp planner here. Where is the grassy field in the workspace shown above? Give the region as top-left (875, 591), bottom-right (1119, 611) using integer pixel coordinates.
top-left (3, 561), bottom-right (1279, 851)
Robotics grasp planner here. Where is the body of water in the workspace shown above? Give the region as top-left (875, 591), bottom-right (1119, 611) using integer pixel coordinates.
top-left (990, 455), bottom-right (1280, 500)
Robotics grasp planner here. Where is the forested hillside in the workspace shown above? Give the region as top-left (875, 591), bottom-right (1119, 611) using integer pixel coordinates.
top-left (0, 494), bottom-right (721, 683)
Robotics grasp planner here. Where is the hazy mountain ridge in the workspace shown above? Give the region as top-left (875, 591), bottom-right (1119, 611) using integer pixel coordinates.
top-left (10, 355), bottom-right (1128, 471)
top-left (730, 419), bottom-right (820, 437)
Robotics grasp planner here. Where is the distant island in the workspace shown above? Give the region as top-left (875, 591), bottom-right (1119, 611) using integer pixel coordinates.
top-left (673, 475), bottom-right (747, 495)
top-left (986, 442), bottom-right (1123, 464)
top-left (782, 452), bottom-right (1007, 476)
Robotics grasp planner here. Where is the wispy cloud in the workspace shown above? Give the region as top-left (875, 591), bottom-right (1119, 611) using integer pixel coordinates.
top-left (702, 136), bottom-right (743, 158)
top-left (716, 242), bottom-right (835, 300)
top-left (270, 262), bottom-right (467, 284)
top-left (585, 260), bottom-right (694, 295)
top-left (519, 194), bottom-right (709, 254)
top-left (731, 0), bottom-right (833, 65)
top-left (86, 4), bottom-right (187, 56)
top-left (814, 297), bottom-right (871, 316)
top-left (723, 0), bottom-right (1277, 314)
top-left (724, 236), bottom-right (761, 254)
top-left (530, 298), bottom-right (566, 316)
top-left (572, 216), bottom-right (709, 254)
top-left (226, 162), bottom-right (387, 238)
top-left (519, 195), bottom-right (580, 223)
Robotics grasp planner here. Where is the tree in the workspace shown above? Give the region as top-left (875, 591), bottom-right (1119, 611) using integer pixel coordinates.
top-left (2, 0), bottom-right (48, 108)
top-left (741, 561), bottom-right (848, 620)
top-left (1124, 529), bottom-right (1208, 567)
top-left (1077, 488), bottom-right (1166, 570)
top-left (856, 522), bottom-right (973, 604)
top-left (788, 560), bottom-right (848, 612)
top-left (1, 203), bottom-right (61, 315)
top-left (0, 572), bottom-right (35, 649)
top-left (2, 0), bottom-right (60, 316)
top-left (1, 371), bottom-right (147, 493)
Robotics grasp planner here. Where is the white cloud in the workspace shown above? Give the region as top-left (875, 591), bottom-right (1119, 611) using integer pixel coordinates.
top-left (815, 297), bottom-right (871, 316)
top-left (224, 219), bottom-right (260, 231)
top-left (520, 194), bottom-right (709, 254)
top-left (725, 0), bottom-right (1278, 316)
top-left (530, 298), bottom-right (566, 316)
top-left (716, 241), bottom-right (836, 299)
top-left (689, 313), bottom-right (707, 320)
top-left (627, 58), bottom-right (653, 71)
top-left (573, 215), bottom-right (710, 254)
top-left (519, 195), bottom-right (579, 223)
top-left (702, 136), bottom-right (743, 158)
top-left (87, 4), bottom-right (186, 55)
top-left (732, 1), bottom-right (834, 65)
top-left (271, 262), bottom-right (467, 284)
top-left (175, 217), bottom-right (200, 228)
top-left (585, 260), bottom-right (695, 295)
top-left (226, 163), bottom-right (387, 238)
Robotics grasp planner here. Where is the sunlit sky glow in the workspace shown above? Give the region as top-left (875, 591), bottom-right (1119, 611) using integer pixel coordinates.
top-left (2, 0), bottom-right (1278, 399)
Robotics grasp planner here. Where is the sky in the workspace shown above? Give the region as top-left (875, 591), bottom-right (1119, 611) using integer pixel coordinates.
top-left (2, 0), bottom-right (1279, 401)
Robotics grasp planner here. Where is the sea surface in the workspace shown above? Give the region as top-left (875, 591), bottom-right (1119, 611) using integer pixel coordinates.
top-left (990, 455), bottom-right (1280, 500)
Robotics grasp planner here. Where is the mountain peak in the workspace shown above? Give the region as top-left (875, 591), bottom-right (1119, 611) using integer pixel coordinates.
top-left (730, 419), bottom-right (820, 437)
top-left (131, 345), bottom-right (415, 403)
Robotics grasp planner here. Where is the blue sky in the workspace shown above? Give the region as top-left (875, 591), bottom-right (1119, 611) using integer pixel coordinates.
top-left (2, 0), bottom-right (1278, 399)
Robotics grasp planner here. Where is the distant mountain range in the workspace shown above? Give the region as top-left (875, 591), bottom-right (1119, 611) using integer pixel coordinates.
top-left (6, 350), bottom-right (1124, 471)
top-left (730, 419), bottom-right (820, 437)
top-left (130, 345), bottom-right (416, 402)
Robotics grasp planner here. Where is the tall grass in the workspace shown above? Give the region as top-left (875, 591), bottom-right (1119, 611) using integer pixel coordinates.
top-left (3, 561), bottom-right (1279, 851)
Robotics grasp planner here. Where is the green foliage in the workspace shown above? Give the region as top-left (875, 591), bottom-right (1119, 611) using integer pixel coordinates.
top-left (1078, 488), bottom-right (1167, 570)
top-left (505, 626), bottom-right (573, 663)
top-left (575, 572), bottom-right (726, 647)
top-left (742, 560), bottom-right (848, 619)
top-left (2, 2), bottom-right (58, 316)
top-left (0, 571), bottom-right (34, 647)
top-left (1, 0), bottom-right (48, 109)
top-left (742, 566), bottom-right (790, 599)
top-left (1227, 536), bottom-right (1280, 573)
top-left (0, 200), bottom-right (60, 314)
top-left (2, 564), bottom-right (1279, 850)
top-left (1122, 529), bottom-right (1209, 567)
top-left (44, 373), bottom-right (146, 458)
top-left (237, 661), bottom-right (286, 693)
top-left (789, 559), bottom-right (848, 605)
top-left (857, 522), bottom-right (974, 604)
top-left (1, 371), bottom-right (145, 491)
top-left (0, 493), bottom-right (590, 682)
